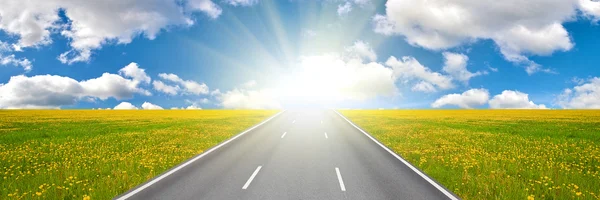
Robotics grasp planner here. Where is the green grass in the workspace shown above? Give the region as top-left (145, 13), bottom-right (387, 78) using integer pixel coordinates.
top-left (0, 110), bottom-right (278, 199)
top-left (340, 110), bottom-right (600, 200)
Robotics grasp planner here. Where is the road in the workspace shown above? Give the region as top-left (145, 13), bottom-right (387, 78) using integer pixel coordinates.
top-left (115, 110), bottom-right (458, 200)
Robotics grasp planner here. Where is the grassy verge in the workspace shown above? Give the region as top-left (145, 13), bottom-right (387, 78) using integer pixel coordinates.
top-left (0, 110), bottom-right (278, 199)
top-left (340, 110), bottom-right (600, 200)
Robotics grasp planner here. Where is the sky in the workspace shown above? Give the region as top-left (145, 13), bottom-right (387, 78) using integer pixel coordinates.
top-left (1, 0), bottom-right (600, 109)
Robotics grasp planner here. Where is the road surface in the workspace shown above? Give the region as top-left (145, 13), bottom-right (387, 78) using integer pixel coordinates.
top-left (116, 110), bottom-right (458, 200)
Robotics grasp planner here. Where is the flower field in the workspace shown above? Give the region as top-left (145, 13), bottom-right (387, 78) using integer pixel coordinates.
top-left (0, 110), bottom-right (278, 199)
top-left (340, 110), bottom-right (600, 200)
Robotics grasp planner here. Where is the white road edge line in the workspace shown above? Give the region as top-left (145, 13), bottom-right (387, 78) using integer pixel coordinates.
top-left (334, 110), bottom-right (459, 200)
top-left (335, 167), bottom-right (346, 191)
top-left (115, 110), bottom-right (286, 200)
top-left (242, 166), bottom-right (263, 189)
top-left (324, 132), bottom-right (328, 139)
top-left (281, 132), bottom-right (287, 138)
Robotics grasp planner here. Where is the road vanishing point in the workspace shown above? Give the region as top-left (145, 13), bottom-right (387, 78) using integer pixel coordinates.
top-left (115, 110), bottom-right (459, 200)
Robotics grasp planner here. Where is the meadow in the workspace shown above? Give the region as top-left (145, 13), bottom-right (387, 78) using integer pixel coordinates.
top-left (340, 110), bottom-right (600, 200)
top-left (0, 110), bottom-right (278, 199)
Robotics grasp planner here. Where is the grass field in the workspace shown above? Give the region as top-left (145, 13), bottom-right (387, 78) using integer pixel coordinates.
top-left (340, 110), bottom-right (600, 200)
top-left (0, 110), bottom-right (278, 199)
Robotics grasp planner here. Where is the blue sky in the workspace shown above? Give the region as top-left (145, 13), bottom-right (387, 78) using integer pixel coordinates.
top-left (1, 0), bottom-right (600, 109)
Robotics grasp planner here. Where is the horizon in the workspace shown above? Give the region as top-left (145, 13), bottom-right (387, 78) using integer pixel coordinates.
top-left (1, 0), bottom-right (600, 109)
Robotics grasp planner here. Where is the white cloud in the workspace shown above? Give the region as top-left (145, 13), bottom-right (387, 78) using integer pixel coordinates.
top-left (373, 14), bottom-right (396, 36)
top-left (80, 73), bottom-right (151, 100)
top-left (141, 102), bottom-right (164, 110)
top-left (385, 56), bottom-right (454, 91)
top-left (158, 73), bottom-right (209, 95)
top-left (210, 89), bottom-right (222, 96)
top-left (118, 62), bottom-right (151, 84)
top-left (351, 0), bottom-right (371, 6)
top-left (0, 41), bottom-right (11, 52)
top-left (184, 98), bottom-right (208, 109)
top-left (0, 0), bottom-right (228, 64)
top-left (578, 0), bottom-right (600, 21)
top-left (187, 0), bottom-right (222, 19)
top-left (489, 90), bottom-right (547, 109)
top-left (0, 54), bottom-right (32, 71)
top-left (374, 0), bottom-right (580, 73)
top-left (411, 81), bottom-right (437, 93)
top-left (223, 0), bottom-right (259, 6)
top-left (346, 40), bottom-right (377, 62)
top-left (0, 75), bottom-right (83, 109)
top-left (337, 2), bottom-right (353, 16)
top-left (442, 52), bottom-right (482, 84)
top-left (152, 80), bottom-right (180, 95)
top-left (557, 77), bottom-right (600, 109)
top-left (219, 88), bottom-right (281, 109)
top-left (186, 105), bottom-right (202, 110)
top-left (200, 98), bottom-right (211, 104)
top-left (114, 102), bottom-right (138, 110)
top-left (431, 88), bottom-right (490, 109)
top-left (0, 63), bottom-right (150, 109)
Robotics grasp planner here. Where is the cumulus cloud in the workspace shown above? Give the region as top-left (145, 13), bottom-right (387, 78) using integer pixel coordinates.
top-left (557, 77), bottom-right (600, 109)
top-left (187, 0), bottom-right (223, 19)
top-left (385, 56), bottom-right (454, 91)
top-left (431, 89), bottom-right (490, 109)
top-left (346, 40), bottom-right (377, 62)
top-left (0, 41), bottom-right (11, 52)
top-left (141, 102), bottom-right (164, 110)
top-left (442, 52), bottom-right (483, 84)
top-left (0, 75), bottom-right (83, 109)
top-left (79, 73), bottom-right (151, 100)
top-left (0, 54), bottom-right (32, 71)
top-left (578, 0), bottom-right (600, 21)
top-left (337, 2), bottom-right (353, 16)
top-left (114, 102), bottom-right (138, 110)
top-left (186, 105), bottom-right (202, 110)
top-left (374, 0), bottom-right (581, 73)
top-left (0, 0), bottom-right (231, 64)
top-left (0, 63), bottom-right (151, 109)
top-left (157, 73), bottom-right (209, 95)
top-left (218, 88), bottom-right (282, 109)
top-left (152, 80), bottom-right (180, 95)
top-left (223, 0), bottom-right (259, 6)
top-left (119, 62), bottom-right (151, 84)
top-left (489, 90), bottom-right (547, 109)
top-left (411, 81), bottom-right (437, 93)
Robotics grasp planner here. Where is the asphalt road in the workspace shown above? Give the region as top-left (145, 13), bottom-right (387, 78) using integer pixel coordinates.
top-left (116, 110), bottom-right (458, 200)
